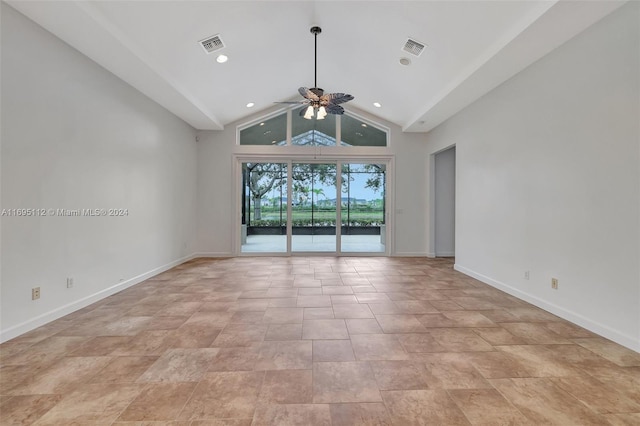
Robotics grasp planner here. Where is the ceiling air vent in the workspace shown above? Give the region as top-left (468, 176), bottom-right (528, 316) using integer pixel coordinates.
top-left (402, 38), bottom-right (426, 57)
top-left (199, 34), bottom-right (225, 54)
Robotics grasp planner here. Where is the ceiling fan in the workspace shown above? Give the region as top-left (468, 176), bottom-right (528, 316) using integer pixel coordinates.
top-left (277, 26), bottom-right (354, 120)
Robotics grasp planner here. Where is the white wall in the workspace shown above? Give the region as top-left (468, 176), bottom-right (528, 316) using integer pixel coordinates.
top-left (426, 3), bottom-right (639, 351)
top-left (0, 4), bottom-right (198, 341)
top-left (434, 146), bottom-right (456, 257)
top-left (196, 107), bottom-right (429, 257)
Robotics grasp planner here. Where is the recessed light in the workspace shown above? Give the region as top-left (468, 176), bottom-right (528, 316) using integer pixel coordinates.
top-left (361, 123), bottom-right (368, 128)
top-left (373, 102), bottom-right (382, 108)
top-left (259, 122), bottom-right (265, 126)
top-left (216, 54), bottom-right (228, 63)
top-left (399, 57), bottom-right (411, 66)
top-left (271, 140), bottom-right (277, 144)
top-left (246, 102), bottom-right (255, 108)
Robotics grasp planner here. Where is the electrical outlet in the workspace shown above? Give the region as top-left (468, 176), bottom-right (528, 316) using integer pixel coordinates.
top-left (551, 278), bottom-right (558, 289)
top-left (524, 271), bottom-right (530, 280)
top-left (32, 287), bottom-right (40, 300)
top-left (66, 278), bottom-right (73, 288)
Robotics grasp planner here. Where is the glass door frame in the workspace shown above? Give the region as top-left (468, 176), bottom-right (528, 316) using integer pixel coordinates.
top-left (233, 154), bottom-right (394, 256)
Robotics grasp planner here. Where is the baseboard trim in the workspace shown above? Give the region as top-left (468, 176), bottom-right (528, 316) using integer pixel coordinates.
top-left (435, 251), bottom-right (455, 257)
top-left (0, 253), bottom-right (197, 343)
top-left (426, 252), bottom-right (436, 258)
top-left (454, 263), bottom-right (640, 353)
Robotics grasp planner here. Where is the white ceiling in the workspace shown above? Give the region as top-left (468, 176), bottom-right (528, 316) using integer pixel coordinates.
top-left (7, 1), bottom-right (626, 132)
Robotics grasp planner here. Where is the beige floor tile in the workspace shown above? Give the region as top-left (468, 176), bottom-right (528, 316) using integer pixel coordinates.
top-left (355, 293), bottom-right (391, 303)
top-left (0, 394), bottom-right (62, 425)
top-left (467, 351), bottom-right (536, 379)
top-left (29, 383), bottom-right (142, 425)
top-left (211, 324), bottom-right (268, 348)
top-left (330, 295), bottom-right (359, 304)
top-left (0, 365), bottom-right (35, 394)
top-left (137, 348), bottom-right (219, 382)
top-left (490, 377), bottom-right (612, 425)
top-left (393, 301), bottom-right (439, 314)
top-left (2, 256), bottom-right (638, 426)
top-left (496, 345), bottom-right (584, 377)
top-left (298, 288), bottom-right (324, 295)
top-left (441, 311), bottom-right (497, 327)
top-left (252, 403), bottom-right (331, 426)
top-left (165, 324), bottom-right (222, 348)
top-left (178, 371), bottom-right (264, 420)
top-left (9, 356), bottom-right (112, 395)
top-left (117, 382), bottom-right (197, 421)
top-left (143, 315), bottom-right (190, 330)
top-left (110, 330), bottom-right (172, 356)
top-left (585, 365), bottom-right (640, 402)
top-left (323, 286), bottom-right (354, 295)
top-left (381, 389), bottom-right (470, 425)
top-left (397, 333), bottom-right (447, 353)
top-left (329, 402), bottom-right (392, 426)
top-left (264, 323), bottom-right (303, 340)
top-left (350, 334), bottom-right (408, 361)
top-left (302, 320), bottom-right (349, 340)
top-left (255, 340), bottom-right (312, 370)
top-left (313, 362), bottom-right (382, 403)
top-left (1, 336), bottom-right (89, 366)
top-left (500, 322), bottom-right (570, 345)
top-left (345, 319), bottom-right (384, 335)
top-left (420, 353), bottom-right (492, 389)
top-left (369, 360), bottom-right (430, 390)
top-left (448, 388), bottom-right (532, 425)
top-left (332, 304), bottom-right (374, 319)
top-left (471, 327), bottom-right (527, 345)
top-left (208, 347), bottom-right (260, 372)
top-left (603, 413), bottom-right (640, 426)
top-left (374, 315), bottom-right (427, 333)
top-left (92, 356), bottom-right (159, 383)
top-left (297, 296), bottom-right (332, 308)
top-left (551, 374), bottom-right (640, 414)
top-left (262, 307), bottom-right (304, 324)
top-left (228, 311), bottom-right (265, 324)
top-left (367, 303), bottom-right (404, 315)
top-left (303, 307), bottom-right (334, 319)
top-left (427, 328), bottom-right (494, 352)
top-left (258, 369), bottom-right (313, 403)
top-left (573, 337), bottom-right (640, 367)
top-left (313, 340), bottom-right (356, 362)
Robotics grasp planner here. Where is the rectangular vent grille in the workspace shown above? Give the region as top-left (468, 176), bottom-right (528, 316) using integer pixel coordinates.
top-left (199, 34), bottom-right (224, 54)
top-left (403, 38), bottom-right (426, 57)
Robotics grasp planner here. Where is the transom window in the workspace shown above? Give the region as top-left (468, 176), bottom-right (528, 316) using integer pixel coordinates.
top-left (239, 108), bottom-right (388, 147)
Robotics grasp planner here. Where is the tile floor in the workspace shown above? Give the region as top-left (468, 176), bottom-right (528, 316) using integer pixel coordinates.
top-left (1, 256), bottom-right (640, 425)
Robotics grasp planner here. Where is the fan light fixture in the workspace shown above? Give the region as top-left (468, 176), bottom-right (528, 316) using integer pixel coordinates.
top-left (275, 27), bottom-right (354, 120)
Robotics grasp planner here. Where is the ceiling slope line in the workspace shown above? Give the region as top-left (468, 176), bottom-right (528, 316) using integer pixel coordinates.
top-left (73, 1), bottom-right (224, 130)
top-left (404, 0), bottom-right (627, 133)
top-left (403, 0), bottom-right (557, 132)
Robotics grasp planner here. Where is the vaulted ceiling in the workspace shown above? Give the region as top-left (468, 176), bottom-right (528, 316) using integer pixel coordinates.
top-left (7, 1), bottom-right (625, 132)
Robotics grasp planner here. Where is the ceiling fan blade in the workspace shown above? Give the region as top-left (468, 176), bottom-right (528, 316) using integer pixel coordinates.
top-left (299, 87), bottom-right (319, 101)
top-left (325, 104), bottom-right (345, 115)
top-left (274, 101), bottom-right (307, 104)
top-left (322, 93), bottom-right (354, 105)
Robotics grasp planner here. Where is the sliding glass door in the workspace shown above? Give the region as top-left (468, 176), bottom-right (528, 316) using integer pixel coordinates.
top-left (240, 160), bottom-right (386, 255)
top-left (291, 163), bottom-right (337, 252)
top-left (340, 163), bottom-right (386, 253)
